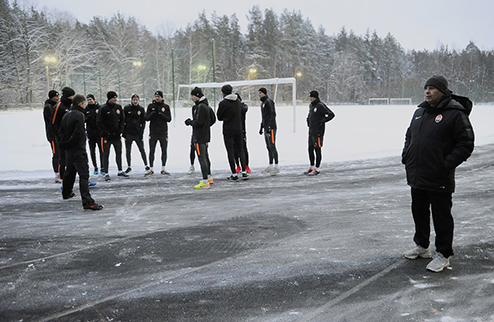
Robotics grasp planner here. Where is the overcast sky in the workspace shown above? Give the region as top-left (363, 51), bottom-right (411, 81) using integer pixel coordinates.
top-left (31, 0), bottom-right (493, 51)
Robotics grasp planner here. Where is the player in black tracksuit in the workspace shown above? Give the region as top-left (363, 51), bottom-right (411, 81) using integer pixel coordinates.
top-left (185, 87), bottom-right (215, 189)
top-left (51, 87), bottom-right (76, 180)
top-left (59, 94), bottom-right (103, 210)
top-left (84, 94), bottom-right (103, 175)
top-left (43, 90), bottom-right (60, 182)
top-left (97, 91), bottom-right (127, 181)
top-left (145, 91), bottom-right (171, 175)
top-left (123, 94), bottom-right (149, 174)
top-left (258, 87), bottom-right (279, 174)
top-left (402, 75), bottom-right (474, 272)
top-left (306, 90), bottom-right (335, 176)
top-left (217, 85), bottom-right (248, 180)
top-left (234, 93), bottom-right (250, 174)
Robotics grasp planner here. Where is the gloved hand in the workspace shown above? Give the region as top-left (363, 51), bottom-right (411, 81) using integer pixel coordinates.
top-left (185, 118), bottom-right (193, 126)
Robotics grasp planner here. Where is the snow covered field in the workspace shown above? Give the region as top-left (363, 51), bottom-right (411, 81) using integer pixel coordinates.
top-left (1, 104), bottom-right (493, 177)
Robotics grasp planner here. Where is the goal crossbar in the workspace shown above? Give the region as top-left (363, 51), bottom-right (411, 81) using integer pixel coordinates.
top-left (176, 77), bottom-right (297, 132)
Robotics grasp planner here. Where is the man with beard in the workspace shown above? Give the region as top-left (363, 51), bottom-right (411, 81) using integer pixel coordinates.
top-left (97, 91), bottom-right (128, 181)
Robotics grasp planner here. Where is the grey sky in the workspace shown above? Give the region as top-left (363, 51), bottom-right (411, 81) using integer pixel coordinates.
top-left (32, 0), bottom-right (493, 51)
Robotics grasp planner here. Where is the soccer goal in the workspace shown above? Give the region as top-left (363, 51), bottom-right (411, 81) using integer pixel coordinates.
top-left (176, 77), bottom-right (298, 132)
top-left (390, 98), bottom-right (413, 105)
top-left (368, 98), bottom-right (389, 105)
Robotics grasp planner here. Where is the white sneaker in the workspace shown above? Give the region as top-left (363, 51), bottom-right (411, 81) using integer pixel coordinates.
top-left (188, 165), bottom-right (195, 174)
top-left (270, 167), bottom-right (280, 175)
top-left (403, 245), bottom-right (432, 259)
top-left (426, 253), bottom-right (450, 272)
top-left (262, 165), bottom-right (273, 174)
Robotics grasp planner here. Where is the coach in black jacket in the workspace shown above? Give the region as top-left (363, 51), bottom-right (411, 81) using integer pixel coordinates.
top-left (59, 94), bottom-right (102, 210)
top-left (43, 90), bottom-right (60, 181)
top-left (401, 75), bottom-right (474, 272)
top-left (85, 94), bottom-right (102, 174)
top-left (124, 94), bottom-right (149, 174)
top-left (145, 91), bottom-right (171, 175)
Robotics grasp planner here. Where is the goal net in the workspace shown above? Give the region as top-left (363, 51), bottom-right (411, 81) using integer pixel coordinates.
top-left (176, 77), bottom-right (298, 132)
top-left (389, 98), bottom-right (412, 105)
top-left (368, 98), bottom-right (389, 105)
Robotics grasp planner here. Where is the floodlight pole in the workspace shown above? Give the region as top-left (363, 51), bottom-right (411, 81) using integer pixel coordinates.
top-left (211, 39), bottom-right (216, 110)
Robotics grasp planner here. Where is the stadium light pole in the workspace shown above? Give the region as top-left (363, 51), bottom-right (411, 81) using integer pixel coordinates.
top-left (44, 55), bottom-right (57, 92)
top-left (133, 60), bottom-right (144, 103)
top-left (296, 72), bottom-right (302, 100)
top-left (197, 64), bottom-right (207, 83)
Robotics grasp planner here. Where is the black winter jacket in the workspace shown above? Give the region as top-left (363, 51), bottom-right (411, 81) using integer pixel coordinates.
top-left (217, 93), bottom-right (243, 136)
top-left (59, 105), bottom-right (87, 152)
top-left (260, 96), bottom-right (277, 131)
top-left (402, 94), bottom-right (474, 192)
top-left (307, 99), bottom-right (335, 137)
top-left (50, 96), bottom-right (72, 139)
top-left (85, 102), bottom-right (101, 140)
top-left (43, 99), bottom-right (57, 142)
top-left (97, 101), bottom-right (125, 139)
top-left (189, 97), bottom-right (213, 144)
top-left (124, 103), bottom-right (146, 137)
top-left (145, 100), bottom-right (171, 137)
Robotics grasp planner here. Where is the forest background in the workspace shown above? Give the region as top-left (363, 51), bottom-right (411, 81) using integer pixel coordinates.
top-left (1, 0), bottom-right (493, 108)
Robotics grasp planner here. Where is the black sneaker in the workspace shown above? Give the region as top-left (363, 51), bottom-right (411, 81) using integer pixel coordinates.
top-left (124, 167), bottom-right (132, 174)
top-left (227, 175), bottom-right (239, 181)
top-left (118, 172), bottom-right (129, 178)
top-left (161, 170), bottom-right (170, 176)
top-left (63, 191), bottom-right (75, 200)
top-left (83, 201), bottom-right (104, 211)
top-left (105, 174), bottom-right (111, 182)
top-left (241, 173), bottom-right (249, 180)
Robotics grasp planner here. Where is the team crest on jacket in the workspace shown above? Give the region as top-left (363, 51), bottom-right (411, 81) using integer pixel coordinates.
top-left (313, 107), bottom-right (317, 112)
top-left (116, 109), bottom-right (120, 114)
top-left (137, 111), bottom-right (141, 115)
top-left (435, 114), bottom-right (443, 123)
top-left (161, 107), bottom-right (165, 112)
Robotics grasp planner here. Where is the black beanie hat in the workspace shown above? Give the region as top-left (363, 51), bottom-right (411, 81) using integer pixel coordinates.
top-left (259, 87), bottom-right (267, 95)
top-left (221, 84), bottom-right (233, 95)
top-left (309, 90), bottom-right (319, 99)
top-left (131, 93), bottom-right (140, 99)
top-left (86, 94), bottom-right (95, 100)
top-left (107, 91), bottom-right (118, 100)
top-left (154, 90), bottom-right (163, 98)
top-left (424, 75), bottom-right (449, 94)
top-left (61, 87), bottom-right (75, 97)
top-left (190, 87), bottom-right (203, 98)
top-left (48, 90), bottom-right (59, 99)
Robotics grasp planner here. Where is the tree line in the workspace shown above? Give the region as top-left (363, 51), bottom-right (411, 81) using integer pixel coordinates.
top-left (1, 0), bottom-right (493, 108)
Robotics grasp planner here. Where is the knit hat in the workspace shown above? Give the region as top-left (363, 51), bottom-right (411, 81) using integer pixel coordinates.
top-left (424, 75), bottom-right (449, 94)
top-left (61, 87), bottom-right (75, 98)
top-left (309, 90), bottom-right (319, 99)
top-left (221, 84), bottom-right (233, 95)
top-left (259, 87), bottom-right (267, 95)
top-left (154, 90), bottom-right (163, 98)
top-left (131, 93), bottom-right (139, 99)
top-left (190, 87), bottom-right (203, 98)
top-left (107, 91), bottom-right (118, 100)
top-left (86, 94), bottom-right (95, 100)
top-left (48, 90), bottom-right (59, 99)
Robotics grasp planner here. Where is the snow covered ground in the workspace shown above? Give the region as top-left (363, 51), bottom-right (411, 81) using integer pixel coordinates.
top-left (1, 103), bottom-right (494, 178)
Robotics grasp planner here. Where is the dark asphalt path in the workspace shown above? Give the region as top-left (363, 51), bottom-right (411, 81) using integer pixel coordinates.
top-left (1, 145), bottom-right (493, 321)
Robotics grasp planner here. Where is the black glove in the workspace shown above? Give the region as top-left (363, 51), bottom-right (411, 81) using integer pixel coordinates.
top-left (185, 118), bottom-right (193, 126)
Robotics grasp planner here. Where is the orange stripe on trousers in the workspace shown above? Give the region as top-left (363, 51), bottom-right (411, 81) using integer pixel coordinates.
top-left (51, 140), bottom-right (56, 154)
top-left (271, 129), bottom-right (275, 144)
top-left (196, 143), bottom-right (200, 156)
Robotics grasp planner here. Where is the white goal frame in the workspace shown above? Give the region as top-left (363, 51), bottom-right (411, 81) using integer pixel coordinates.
top-left (368, 98), bottom-right (389, 105)
top-left (176, 77), bottom-right (297, 132)
top-left (389, 98), bottom-right (412, 105)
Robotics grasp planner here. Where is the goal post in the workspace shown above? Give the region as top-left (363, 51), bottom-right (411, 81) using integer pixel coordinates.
top-left (176, 77), bottom-right (298, 132)
top-left (368, 98), bottom-right (389, 105)
top-left (389, 98), bottom-right (412, 105)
